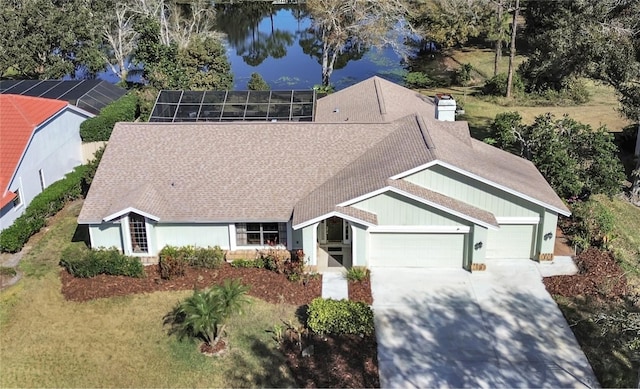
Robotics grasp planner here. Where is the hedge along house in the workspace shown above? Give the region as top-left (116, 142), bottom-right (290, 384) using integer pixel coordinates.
top-left (78, 77), bottom-right (569, 271)
top-left (1, 95), bottom-right (93, 230)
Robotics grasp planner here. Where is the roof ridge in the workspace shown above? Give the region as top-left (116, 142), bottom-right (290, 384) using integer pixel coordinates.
top-left (415, 115), bottom-right (436, 151)
top-left (373, 77), bottom-right (387, 116)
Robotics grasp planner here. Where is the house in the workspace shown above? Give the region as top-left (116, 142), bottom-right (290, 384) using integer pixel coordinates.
top-left (78, 77), bottom-right (570, 271)
top-left (0, 80), bottom-right (127, 115)
top-left (0, 95), bottom-right (92, 230)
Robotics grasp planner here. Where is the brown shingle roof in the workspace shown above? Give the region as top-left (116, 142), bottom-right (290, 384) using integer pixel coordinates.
top-left (78, 121), bottom-right (396, 224)
top-left (79, 76), bottom-right (569, 227)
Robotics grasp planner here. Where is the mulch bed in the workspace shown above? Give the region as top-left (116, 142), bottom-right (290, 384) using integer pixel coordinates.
top-left (61, 263), bottom-right (322, 305)
top-left (543, 248), bottom-right (628, 300)
top-left (281, 332), bottom-right (380, 388)
top-left (348, 279), bottom-right (373, 305)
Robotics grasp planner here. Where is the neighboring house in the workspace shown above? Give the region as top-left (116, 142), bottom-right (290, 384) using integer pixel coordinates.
top-left (0, 95), bottom-right (92, 230)
top-left (78, 77), bottom-right (570, 271)
top-left (0, 80), bottom-right (127, 115)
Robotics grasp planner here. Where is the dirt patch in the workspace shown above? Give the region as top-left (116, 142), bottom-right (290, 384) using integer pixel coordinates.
top-left (281, 332), bottom-right (379, 388)
top-left (543, 248), bottom-right (628, 300)
top-left (61, 263), bottom-right (322, 305)
top-left (554, 227), bottom-right (575, 256)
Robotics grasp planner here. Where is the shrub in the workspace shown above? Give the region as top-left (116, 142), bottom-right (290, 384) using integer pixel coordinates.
top-left (190, 246), bottom-right (225, 269)
top-left (247, 72), bottom-right (270, 91)
top-left (345, 266), bottom-right (370, 282)
top-left (60, 245), bottom-right (144, 278)
top-left (482, 72), bottom-right (524, 97)
top-left (452, 63), bottom-right (473, 86)
top-left (159, 246), bottom-right (188, 280)
top-left (0, 165), bottom-right (87, 253)
top-left (307, 298), bottom-right (374, 335)
top-left (404, 72), bottom-right (433, 89)
top-left (565, 199), bottom-right (616, 250)
top-left (80, 93), bottom-right (139, 142)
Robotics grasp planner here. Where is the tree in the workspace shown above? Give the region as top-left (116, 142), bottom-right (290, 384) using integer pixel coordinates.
top-left (163, 279), bottom-right (251, 348)
top-left (247, 72), bottom-right (270, 91)
top-left (306, 0), bottom-right (413, 86)
top-left (134, 16), bottom-right (232, 90)
top-left (0, 0), bottom-right (107, 79)
top-left (101, 2), bottom-right (139, 84)
top-left (505, 0), bottom-right (519, 98)
top-left (490, 112), bottom-right (626, 198)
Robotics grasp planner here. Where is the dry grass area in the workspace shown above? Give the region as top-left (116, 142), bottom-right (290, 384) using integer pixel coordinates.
top-left (0, 202), bottom-right (298, 388)
top-left (422, 48), bottom-right (632, 137)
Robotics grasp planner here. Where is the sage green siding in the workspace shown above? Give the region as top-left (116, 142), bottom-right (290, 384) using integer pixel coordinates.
top-left (405, 165), bottom-right (540, 217)
top-left (537, 210), bottom-right (558, 255)
top-left (90, 223), bottom-right (123, 249)
top-left (146, 222), bottom-right (157, 255)
top-left (353, 192), bottom-right (469, 226)
top-left (352, 223), bottom-right (368, 267)
top-left (469, 225), bottom-right (488, 267)
top-left (154, 224), bottom-right (230, 249)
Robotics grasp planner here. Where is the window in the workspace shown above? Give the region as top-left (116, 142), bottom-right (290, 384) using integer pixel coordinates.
top-left (12, 189), bottom-right (21, 207)
top-left (38, 169), bottom-right (46, 190)
top-left (129, 213), bottom-right (148, 253)
top-left (236, 223), bottom-right (287, 246)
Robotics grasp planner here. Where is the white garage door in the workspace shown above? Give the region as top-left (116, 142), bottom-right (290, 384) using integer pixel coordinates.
top-left (369, 233), bottom-right (466, 268)
top-left (486, 224), bottom-right (536, 259)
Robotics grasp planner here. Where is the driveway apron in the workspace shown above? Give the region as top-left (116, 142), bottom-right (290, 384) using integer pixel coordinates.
top-left (371, 262), bottom-right (599, 388)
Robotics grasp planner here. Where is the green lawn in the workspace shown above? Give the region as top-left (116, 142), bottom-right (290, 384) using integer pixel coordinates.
top-left (0, 202), bottom-right (297, 388)
top-left (421, 48), bottom-right (632, 139)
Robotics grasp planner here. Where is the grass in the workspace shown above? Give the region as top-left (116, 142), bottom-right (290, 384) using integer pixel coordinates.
top-left (0, 202), bottom-right (298, 388)
top-left (421, 48), bottom-right (632, 139)
top-left (591, 195), bottom-right (640, 291)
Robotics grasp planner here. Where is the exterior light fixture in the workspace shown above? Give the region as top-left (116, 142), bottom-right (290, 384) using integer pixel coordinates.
top-left (474, 242), bottom-right (483, 250)
top-left (544, 232), bottom-right (553, 240)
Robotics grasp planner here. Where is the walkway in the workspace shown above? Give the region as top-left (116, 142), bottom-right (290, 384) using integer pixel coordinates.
top-left (371, 261), bottom-right (598, 388)
top-left (321, 272), bottom-right (349, 300)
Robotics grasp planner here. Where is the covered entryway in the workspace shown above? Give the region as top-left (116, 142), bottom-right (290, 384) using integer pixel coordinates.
top-left (369, 232), bottom-right (465, 268)
top-left (486, 224), bottom-right (536, 259)
top-left (317, 216), bottom-right (352, 271)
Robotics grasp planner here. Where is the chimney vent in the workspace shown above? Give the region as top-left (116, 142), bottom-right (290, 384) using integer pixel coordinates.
top-left (435, 93), bottom-right (456, 122)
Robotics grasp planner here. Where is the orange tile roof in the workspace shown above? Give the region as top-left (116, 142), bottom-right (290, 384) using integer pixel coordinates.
top-left (0, 95), bottom-right (67, 208)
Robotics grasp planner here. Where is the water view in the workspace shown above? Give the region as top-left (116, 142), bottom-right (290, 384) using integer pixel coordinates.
top-left (217, 5), bottom-right (407, 90)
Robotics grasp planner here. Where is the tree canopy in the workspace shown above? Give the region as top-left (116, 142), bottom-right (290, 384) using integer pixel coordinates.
top-left (489, 112), bottom-right (626, 199)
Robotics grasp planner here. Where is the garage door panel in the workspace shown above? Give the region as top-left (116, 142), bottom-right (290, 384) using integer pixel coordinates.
top-left (486, 224), bottom-right (536, 259)
top-left (370, 233), bottom-right (465, 268)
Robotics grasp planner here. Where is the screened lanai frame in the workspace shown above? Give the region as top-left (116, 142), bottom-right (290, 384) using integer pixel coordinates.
top-left (149, 89), bottom-right (319, 122)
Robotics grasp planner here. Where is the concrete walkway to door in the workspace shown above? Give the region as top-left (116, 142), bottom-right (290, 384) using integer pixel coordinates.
top-left (371, 261), bottom-right (599, 388)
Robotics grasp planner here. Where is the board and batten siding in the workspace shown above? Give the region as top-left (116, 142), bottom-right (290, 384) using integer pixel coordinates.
top-left (154, 224), bottom-right (230, 250)
top-left (404, 165), bottom-right (540, 217)
top-left (352, 192), bottom-right (470, 226)
top-left (89, 223), bottom-right (123, 249)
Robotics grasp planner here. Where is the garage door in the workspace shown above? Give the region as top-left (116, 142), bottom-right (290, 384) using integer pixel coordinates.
top-left (369, 233), bottom-right (465, 268)
top-left (486, 224), bottom-right (536, 259)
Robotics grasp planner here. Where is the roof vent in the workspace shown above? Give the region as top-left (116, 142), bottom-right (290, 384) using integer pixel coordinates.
top-left (435, 93), bottom-right (456, 122)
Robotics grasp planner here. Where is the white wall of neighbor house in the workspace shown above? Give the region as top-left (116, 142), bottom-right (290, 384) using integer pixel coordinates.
top-left (2, 110), bottom-right (86, 230)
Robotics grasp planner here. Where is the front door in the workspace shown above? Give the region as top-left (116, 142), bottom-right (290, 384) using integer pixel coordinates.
top-left (326, 216), bottom-right (343, 242)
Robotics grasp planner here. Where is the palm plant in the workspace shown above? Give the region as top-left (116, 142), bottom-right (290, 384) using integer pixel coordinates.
top-left (164, 279), bottom-right (251, 347)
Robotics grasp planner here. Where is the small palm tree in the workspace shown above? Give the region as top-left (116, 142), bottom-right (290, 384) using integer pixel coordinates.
top-left (164, 279), bottom-right (251, 347)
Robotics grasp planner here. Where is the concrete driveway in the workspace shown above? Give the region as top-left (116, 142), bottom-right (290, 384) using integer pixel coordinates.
top-left (371, 260), bottom-right (599, 388)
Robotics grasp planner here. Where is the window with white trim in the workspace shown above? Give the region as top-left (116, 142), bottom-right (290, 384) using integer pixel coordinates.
top-left (236, 223), bottom-right (287, 246)
top-left (129, 213), bottom-right (148, 253)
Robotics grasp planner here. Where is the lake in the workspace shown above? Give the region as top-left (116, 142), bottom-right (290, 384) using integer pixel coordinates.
top-left (217, 5), bottom-right (408, 90)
